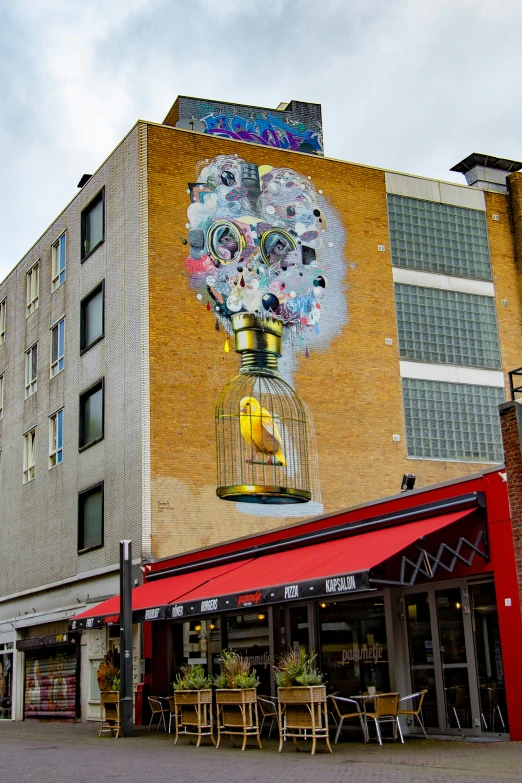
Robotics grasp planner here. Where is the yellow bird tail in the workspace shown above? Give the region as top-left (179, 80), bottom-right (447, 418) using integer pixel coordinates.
top-left (275, 448), bottom-right (286, 467)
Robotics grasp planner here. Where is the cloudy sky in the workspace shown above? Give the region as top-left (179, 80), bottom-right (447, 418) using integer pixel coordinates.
top-left (1, 0), bottom-right (521, 282)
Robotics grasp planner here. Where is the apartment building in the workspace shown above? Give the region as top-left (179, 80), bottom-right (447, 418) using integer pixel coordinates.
top-left (1, 95), bottom-right (521, 722)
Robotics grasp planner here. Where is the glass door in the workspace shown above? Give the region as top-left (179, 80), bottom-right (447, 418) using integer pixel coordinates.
top-left (435, 587), bottom-right (472, 731)
top-left (405, 593), bottom-right (440, 728)
top-left (471, 582), bottom-right (509, 734)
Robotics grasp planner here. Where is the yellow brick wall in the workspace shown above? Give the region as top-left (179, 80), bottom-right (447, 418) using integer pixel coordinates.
top-left (146, 124), bottom-right (522, 558)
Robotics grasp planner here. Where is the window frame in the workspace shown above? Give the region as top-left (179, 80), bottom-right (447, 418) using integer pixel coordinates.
top-left (0, 298), bottom-right (6, 344)
top-left (26, 262), bottom-right (40, 317)
top-left (50, 317), bottom-right (65, 377)
top-left (81, 188), bottom-right (105, 262)
top-left (80, 280), bottom-right (105, 354)
top-left (25, 342), bottom-right (38, 398)
top-left (49, 408), bottom-right (63, 468)
top-left (78, 481), bottom-right (104, 554)
top-left (23, 427), bottom-right (36, 484)
top-left (78, 378), bottom-right (105, 451)
top-left (0, 373), bottom-right (3, 419)
top-left (51, 232), bottom-right (66, 291)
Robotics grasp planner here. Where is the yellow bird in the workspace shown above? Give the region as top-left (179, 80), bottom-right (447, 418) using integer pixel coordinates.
top-left (239, 396), bottom-right (286, 466)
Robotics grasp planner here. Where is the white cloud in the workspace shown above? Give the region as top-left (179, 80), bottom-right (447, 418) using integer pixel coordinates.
top-left (1, 0), bottom-right (522, 281)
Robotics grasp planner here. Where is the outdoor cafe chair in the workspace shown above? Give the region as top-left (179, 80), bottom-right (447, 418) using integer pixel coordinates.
top-left (364, 692), bottom-right (404, 745)
top-left (480, 685), bottom-right (506, 732)
top-left (258, 696), bottom-right (277, 737)
top-left (444, 685), bottom-right (469, 730)
top-left (148, 695), bottom-right (167, 731)
top-left (328, 695), bottom-right (368, 743)
top-left (398, 689), bottom-right (428, 739)
top-left (167, 695), bottom-right (177, 733)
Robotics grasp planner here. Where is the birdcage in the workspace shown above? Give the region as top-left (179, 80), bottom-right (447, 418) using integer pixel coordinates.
top-left (216, 313), bottom-right (315, 504)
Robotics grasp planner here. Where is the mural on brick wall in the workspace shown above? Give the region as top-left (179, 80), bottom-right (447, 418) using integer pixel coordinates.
top-left (184, 154), bottom-right (347, 514)
top-left (194, 113), bottom-right (322, 154)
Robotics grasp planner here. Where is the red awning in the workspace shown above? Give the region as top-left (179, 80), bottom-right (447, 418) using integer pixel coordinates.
top-left (70, 508), bottom-right (476, 629)
top-left (70, 559), bottom-right (254, 629)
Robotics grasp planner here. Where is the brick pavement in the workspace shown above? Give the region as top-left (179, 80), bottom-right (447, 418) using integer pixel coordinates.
top-left (1, 722), bottom-right (521, 783)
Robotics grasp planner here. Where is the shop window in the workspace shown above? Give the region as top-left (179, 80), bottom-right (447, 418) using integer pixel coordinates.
top-left (227, 613), bottom-right (271, 694)
top-left (319, 598), bottom-right (390, 698)
top-left (51, 232), bottom-right (66, 290)
top-left (175, 618), bottom-right (222, 679)
top-left (388, 194), bottom-right (491, 280)
top-left (78, 481), bottom-right (104, 553)
top-left (0, 649), bottom-right (13, 720)
top-left (26, 262), bottom-right (39, 316)
top-left (402, 378), bottom-right (505, 462)
top-left (90, 659), bottom-right (102, 701)
top-left (81, 188), bottom-right (104, 261)
top-left (79, 379), bottom-right (104, 450)
top-left (80, 281), bottom-right (104, 353)
top-left (50, 318), bottom-right (65, 377)
top-left (23, 427), bottom-right (36, 483)
top-left (49, 409), bottom-right (63, 468)
top-left (25, 343), bottom-right (38, 397)
top-left (0, 298), bottom-right (6, 344)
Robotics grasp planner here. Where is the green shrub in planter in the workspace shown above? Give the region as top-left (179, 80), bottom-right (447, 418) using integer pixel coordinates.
top-left (173, 664), bottom-right (213, 691)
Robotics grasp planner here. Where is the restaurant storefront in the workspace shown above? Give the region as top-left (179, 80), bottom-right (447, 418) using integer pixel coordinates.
top-left (70, 467), bottom-right (522, 739)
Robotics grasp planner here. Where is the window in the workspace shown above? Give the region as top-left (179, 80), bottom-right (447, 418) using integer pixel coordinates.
top-left (0, 298), bottom-right (6, 344)
top-left (395, 285), bottom-right (502, 369)
top-left (49, 409), bottom-right (63, 467)
top-left (81, 189), bottom-right (104, 260)
top-left (402, 378), bottom-right (505, 462)
top-left (80, 281), bottom-right (104, 352)
top-left (51, 318), bottom-right (65, 377)
top-left (78, 482), bottom-right (104, 553)
top-left (0, 373), bottom-right (3, 418)
top-left (52, 233), bottom-right (66, 290)
top-left (26, 263), bottom-right (39, 316)
top-left (79, 379), bottom-right (104, 449)
top-left (23, 428), bottom-right (36, 483)
top-left (25, 343), bottom-right (38, 397)
top-left (388, 195), bottom-right (492, 280)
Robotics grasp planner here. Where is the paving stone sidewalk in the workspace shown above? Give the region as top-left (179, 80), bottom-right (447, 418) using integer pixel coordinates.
top-left (1, 721), bottom-right (521, 783)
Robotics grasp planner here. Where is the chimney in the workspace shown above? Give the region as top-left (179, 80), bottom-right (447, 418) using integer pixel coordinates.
top-left (450, 153), bottom-right (522, 194)
top-left (499, 378), bottom-right (522, 613)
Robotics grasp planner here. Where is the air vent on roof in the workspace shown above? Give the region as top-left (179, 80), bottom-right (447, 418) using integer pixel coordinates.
top-left (77, 174), bottom-right (93, 188)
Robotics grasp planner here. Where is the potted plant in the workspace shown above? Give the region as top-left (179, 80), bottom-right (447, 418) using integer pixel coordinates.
top-left (97, 651), bottom-right (121, 737)
top-left (96, 650), bottom-right (120, 693)
top-left (172, 664), bottom-right (214, 746)
top-left (274, 648), bottom-right (331, 754)
top-left (214, 650), bottom-right (262, 750)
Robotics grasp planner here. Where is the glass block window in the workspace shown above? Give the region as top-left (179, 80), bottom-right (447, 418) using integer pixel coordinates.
top-left (402, 378), bottom-right (505, 462)
top-left (395, 285), bottom-right (501, 369)
top-left (388, 195), bottom-right (491, 280)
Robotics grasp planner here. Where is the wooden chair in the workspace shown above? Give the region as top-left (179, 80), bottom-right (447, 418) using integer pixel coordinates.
top-left (398, 690), bottom-right (428, 739)
top-left (258, 696), bottom-right (277, 737)
top-left (328, 695), bottom-right (368, 743)
top-left (364, 692), bottom-right (404, 745)
top-left (148, 695), bottom-right (167, 731)
top-left (99, 692), bottom-right (120, 738)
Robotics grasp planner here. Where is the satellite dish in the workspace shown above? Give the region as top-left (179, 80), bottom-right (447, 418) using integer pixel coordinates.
top-left (175, 118), bottom-right (206, 133)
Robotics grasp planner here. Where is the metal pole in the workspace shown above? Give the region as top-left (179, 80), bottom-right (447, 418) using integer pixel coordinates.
top-left (120, 539), bottom-right (134, 736)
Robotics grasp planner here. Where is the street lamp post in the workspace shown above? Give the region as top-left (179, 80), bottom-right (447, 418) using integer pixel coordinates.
top-left (120, 539), bottom-right (134, 736)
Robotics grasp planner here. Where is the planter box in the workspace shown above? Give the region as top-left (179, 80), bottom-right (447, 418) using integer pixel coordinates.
top-left (215, 689), bottom-right (261, 750)
top-left (277, 686), bottom-right (331, 755)
top-left (172, 690), bottom-right (214, 746)
top-left (277, 686), bottom-right (326, 704)
top-left (99, 691), bottom-right (120, 738)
